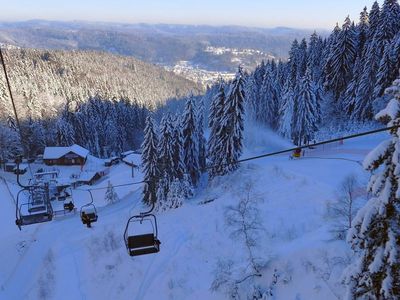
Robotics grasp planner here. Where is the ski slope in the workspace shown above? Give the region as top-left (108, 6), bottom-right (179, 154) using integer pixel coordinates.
top-left (0, 131), bottom-right (386, 300)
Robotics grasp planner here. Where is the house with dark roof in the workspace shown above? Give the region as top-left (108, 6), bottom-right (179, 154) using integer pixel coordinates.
top-left (43, 144), bottom-right (89, 166)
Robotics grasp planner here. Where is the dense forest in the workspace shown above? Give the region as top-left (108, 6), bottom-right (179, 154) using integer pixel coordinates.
top-left (0, 48), bottom-right (202, 158)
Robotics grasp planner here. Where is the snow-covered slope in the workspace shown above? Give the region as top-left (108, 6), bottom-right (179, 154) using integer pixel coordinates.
top-left (0, 131), bottom-right (387, 299)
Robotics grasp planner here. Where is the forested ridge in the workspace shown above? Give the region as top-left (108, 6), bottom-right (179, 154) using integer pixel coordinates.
top-left (0, 48), bottom-right (201, 120)
top-left (0, 48), bottom-right (202, 158)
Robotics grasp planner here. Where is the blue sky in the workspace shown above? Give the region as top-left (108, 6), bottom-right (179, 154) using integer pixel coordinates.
top-left (0, 0), bottom-right (382, 29)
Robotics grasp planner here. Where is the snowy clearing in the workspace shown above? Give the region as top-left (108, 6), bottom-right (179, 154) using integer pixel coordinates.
top-left (0, 131), bottom-right (385, 300)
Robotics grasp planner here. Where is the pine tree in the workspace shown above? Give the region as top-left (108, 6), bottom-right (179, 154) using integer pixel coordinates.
top-left (141, 115), bottom-right (159, 205)
top-left (171, 115), bottom-right (185, 180)
top-left (197, 97), bottom-right (207, 172)
top-left (342, 56), bottom-right (362, 115)
top-left (158, 113), bottom-right (174, 184)
top-left (0, 122), bottom-right (22, 162)
top-left (324, 16), bottom-right (358, 100)
top-left (105, 181), bottom-right (119, 205)
top-left (208, 84), bottom-right (226, 178)
top-left (180, 174), bottom-right (194, 199)
top-left (278, 81), bottom-right (295, 140)
top-left (155, 172), bottom-right (169, 211)
top-left (292, 69), bottom-right (318, 146)
top-left (218, 67), bottom-right (246, 174)
top-left (374, 41), bottom-right (396, 97)
top-left (297, 39), bottom-right (308, 79)
top-left (351, 39), bottom-right (380, 121)
top-left (166, 178), bottom-right (184, 210)
top-left (182, 94), bottom-right (200, 186)
top-left (375, 0), bottom-right (400, 44)
top-left (261, 70), bottom-right (280, 130)
top-left (288, 39), bottom-right (300, 87)
top-left (56, 118), bottom-right (75, 146)
top-left (307, 32), bottom-right (324, 82)
top-left (368, 1), bottom-right (381, 39)
top-left (357, 7), bottom-right (370, 55)
top-left (345, 77), bottom-right (400, 299)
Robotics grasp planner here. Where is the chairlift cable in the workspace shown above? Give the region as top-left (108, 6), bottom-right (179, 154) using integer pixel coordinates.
top-left (76, 125), bottom-right (399, 193)
top-left (0, 47), bottom-right (25, 155)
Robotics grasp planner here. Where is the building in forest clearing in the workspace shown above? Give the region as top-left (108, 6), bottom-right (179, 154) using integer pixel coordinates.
top-left (43, 144), bottom-right (89, 166)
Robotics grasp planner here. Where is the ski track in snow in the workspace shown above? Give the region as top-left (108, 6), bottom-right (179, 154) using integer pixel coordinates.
top-left (135, 232), bottom-right (189, 300)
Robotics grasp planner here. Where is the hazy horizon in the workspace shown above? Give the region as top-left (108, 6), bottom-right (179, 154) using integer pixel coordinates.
top-left (0, 0), bottom-right (382, 30)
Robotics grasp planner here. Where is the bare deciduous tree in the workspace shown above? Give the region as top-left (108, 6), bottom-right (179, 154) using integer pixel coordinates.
top-left (326, 174), bottom-right (364, 239)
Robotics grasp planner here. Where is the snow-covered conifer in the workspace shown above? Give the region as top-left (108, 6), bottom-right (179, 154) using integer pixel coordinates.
top-left (182, 94), bottom-right (200, 186)
top-left (324, 16), bottom-right (358, 100)
top-left (158, 113), bottom-right (174, 183)
top-left (208, 84), bottom-right (226, 178)
top-left (171, 116), bottom-right (185, 180)
top-left (278, 81), bottom-right (295, 139)
top-left (104, 181), bottom-right (119, 205)
top-left (345, 77), bottom-right (400, 299)
top-left (197, 97), bottom-right (207, 172)
top-left (261, 71), bottom-right (280, 130)
top-left (141, 115), bottom-right (159, 205)
top-left (292, 68), bottom-right (318, 146)
top-left (218, 67), bottom-right (246, 174)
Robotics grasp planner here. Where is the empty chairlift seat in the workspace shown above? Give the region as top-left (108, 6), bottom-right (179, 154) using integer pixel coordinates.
top-left (124, 214), bottom-right (161, 256)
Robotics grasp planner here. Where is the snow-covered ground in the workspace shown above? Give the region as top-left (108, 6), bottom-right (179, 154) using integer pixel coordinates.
top-left (0, 130), bottom-right (387, 299)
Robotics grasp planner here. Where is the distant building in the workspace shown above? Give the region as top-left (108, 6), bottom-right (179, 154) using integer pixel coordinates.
top-left (43, 144), bottom-right (89, 166)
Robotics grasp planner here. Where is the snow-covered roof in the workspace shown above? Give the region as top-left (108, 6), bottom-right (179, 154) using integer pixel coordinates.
top-left (77, 171), bottom-right (98, 182)
top-left (43, 144), bottom-right (89, 160)
top-left (122, 153), bottom-right (141, 166)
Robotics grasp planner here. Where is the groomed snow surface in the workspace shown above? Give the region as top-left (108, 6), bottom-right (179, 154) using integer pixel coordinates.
top-left (0, 129), bottom-right (386, 300)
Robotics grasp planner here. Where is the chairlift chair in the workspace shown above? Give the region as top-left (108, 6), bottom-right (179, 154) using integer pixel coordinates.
top-left (124, 214), bottom-right (161, 256)
top-left (79, 190), bottom-right (98, 225)
top-left (15, 187), bottom-right (53, 230)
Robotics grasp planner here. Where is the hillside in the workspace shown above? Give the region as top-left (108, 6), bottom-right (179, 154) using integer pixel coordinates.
top-left (0, 48), bottom-right (202, 120)
top-left (0, 128), bottom-right (384, 299)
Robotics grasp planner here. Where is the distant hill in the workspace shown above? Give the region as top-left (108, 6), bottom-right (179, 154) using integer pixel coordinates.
top-left (0, 48), bottom-right (202, 120)
top-left (0, 21), bottom-right (324, 73)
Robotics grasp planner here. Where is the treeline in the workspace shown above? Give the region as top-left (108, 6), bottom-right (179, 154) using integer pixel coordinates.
top-left (0, 48), bottom-right (200, 122)
top-left (142, 69), bottom-right (246, 210)
top-left (0, 48), bottom-right (202, 159)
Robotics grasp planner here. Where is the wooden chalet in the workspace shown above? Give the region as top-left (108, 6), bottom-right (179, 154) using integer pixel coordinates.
top-left (43, 144), bottom-right (89, 166)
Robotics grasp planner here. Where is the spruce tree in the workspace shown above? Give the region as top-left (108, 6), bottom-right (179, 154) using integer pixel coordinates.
top-left (141, 115), bottom-right (159, 205)
top-left (197, 97), bottom-right (207, 172)
top-left (357, 7), bottom-right (370, 55)
top-left (158, 113), bottom-right (174, 184)
top-left (261, 70), bottom-right (280, 130)
top-left (182, 94), bottom-right (200, 186)
top-left (171, 115), bottom-right (185, 180)
top-left (324, 16), bottom-right (358, 100)
top-left (374, 41), bottom-right (396, 97)
top-left (208, 84), bottom-right (226, 178)
top-left (345, 77), bottom-right (400, 299)
top-left (105, 181), bottom-right (119, 205)
top-left (368, 1), bottom-right (381, 39)
top-left (218, 67), bottom-right (246, 174)
top-left (351, 39), bottom-right (380, 121)
top-left (278, 81), bottom-right (295, 140)
top-left (292, 69), bottom-right (318, 146)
